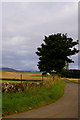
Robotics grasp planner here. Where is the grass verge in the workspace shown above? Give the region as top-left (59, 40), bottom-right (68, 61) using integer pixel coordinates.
top-left (2, 80), bottom-right (65, 116)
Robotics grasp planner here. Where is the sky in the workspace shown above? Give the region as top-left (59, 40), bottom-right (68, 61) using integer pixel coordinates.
top-left (2, 2), bottom-right (79, 71)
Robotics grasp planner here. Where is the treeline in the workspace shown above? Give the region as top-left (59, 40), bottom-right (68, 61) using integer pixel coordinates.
top-left (61, 69), bottom-right (80, 78)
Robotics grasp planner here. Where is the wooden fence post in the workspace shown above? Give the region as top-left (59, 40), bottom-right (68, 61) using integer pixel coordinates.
top-left (21, 74), bottom-right (22, 83)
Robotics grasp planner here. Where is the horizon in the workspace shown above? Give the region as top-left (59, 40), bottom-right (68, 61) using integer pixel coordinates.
top-left (1, 67), bottom-right (79, 72)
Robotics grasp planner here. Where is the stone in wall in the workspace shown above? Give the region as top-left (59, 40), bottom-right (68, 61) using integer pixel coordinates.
top-left (2, 82), bottom-right (43, 93)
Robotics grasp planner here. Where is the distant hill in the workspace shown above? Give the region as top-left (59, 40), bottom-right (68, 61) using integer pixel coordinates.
top-left (0, 67), bottom-right (17, 71)
top-left (0, 67), bottom-right (39, 72)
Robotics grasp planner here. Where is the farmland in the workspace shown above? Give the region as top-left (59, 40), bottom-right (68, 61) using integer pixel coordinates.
top-left (1, 70), bottom-right (42, 82)
top-left (61, 78), bottom-right (80, 84)
top-left (1, 70), bottom-right (80, 83)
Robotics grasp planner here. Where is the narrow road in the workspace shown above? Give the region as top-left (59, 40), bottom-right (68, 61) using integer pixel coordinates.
top-left (4, 82), bottom-right (79, 118)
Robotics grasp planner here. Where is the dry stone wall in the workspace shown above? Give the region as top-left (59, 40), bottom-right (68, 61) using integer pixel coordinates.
top-left (2, 82), bottom-right (43, 93)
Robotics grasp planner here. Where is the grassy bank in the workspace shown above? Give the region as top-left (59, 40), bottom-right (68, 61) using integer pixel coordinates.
top-left (2, 80), bottom-right (65, 116)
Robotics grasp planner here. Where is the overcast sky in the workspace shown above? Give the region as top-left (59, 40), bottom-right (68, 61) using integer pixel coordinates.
top-left (2, 2), bottom-right (79, 71)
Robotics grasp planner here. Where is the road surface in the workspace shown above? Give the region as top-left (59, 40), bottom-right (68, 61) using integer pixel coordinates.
top-left (3, 81), bottom-right (79, 118)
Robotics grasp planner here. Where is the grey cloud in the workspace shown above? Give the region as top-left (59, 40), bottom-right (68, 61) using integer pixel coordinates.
top-left (2, 2), bottom-right (78, 70)
top-left (69, 54), bottom-right (78, 69)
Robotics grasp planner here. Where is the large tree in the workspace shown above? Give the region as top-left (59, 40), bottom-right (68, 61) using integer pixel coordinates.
top-left (36, 33), bottom-right (79, 73)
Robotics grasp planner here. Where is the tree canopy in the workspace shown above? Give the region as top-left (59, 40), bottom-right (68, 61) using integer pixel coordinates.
top-left (36, 33), bottom-right (79, 73)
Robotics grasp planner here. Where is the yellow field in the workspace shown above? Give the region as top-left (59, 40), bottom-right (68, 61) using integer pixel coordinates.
top-left (0, 71), bottom-right (55, 83)
top-left (61, 78), bottom-right (80, 83)
top-left (0, 71), bottom-right (42, 82)
top-left (66, 78), bottom-right (80, 81)
top-left (1, 71), bottom-right (80, 83)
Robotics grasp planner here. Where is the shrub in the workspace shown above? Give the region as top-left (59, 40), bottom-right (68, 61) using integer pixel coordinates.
top-left (61, 69), bottom-right (80, 78)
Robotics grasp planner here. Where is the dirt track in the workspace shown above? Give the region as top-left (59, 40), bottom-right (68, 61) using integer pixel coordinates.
top-left (4, 81), bottom-right (79, 118)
